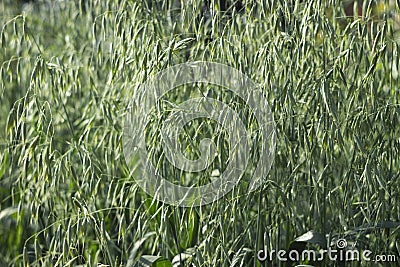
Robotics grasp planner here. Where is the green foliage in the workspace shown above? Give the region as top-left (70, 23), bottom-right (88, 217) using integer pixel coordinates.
top-left (134, 255), bottom-right (173, 267)
top-left (0, 0), bottom-right (399, 266)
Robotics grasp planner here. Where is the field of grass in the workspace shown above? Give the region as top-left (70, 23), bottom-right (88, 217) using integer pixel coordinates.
top-left (1, 0), bottom-right (399, 266)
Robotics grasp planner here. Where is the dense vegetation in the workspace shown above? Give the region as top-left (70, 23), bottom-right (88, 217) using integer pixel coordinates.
top-left (1, 0), bottom-right (399, 266)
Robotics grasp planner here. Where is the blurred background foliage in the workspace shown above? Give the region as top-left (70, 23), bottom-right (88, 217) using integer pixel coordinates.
top-left (0, 0), bottom-right (399, 266)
